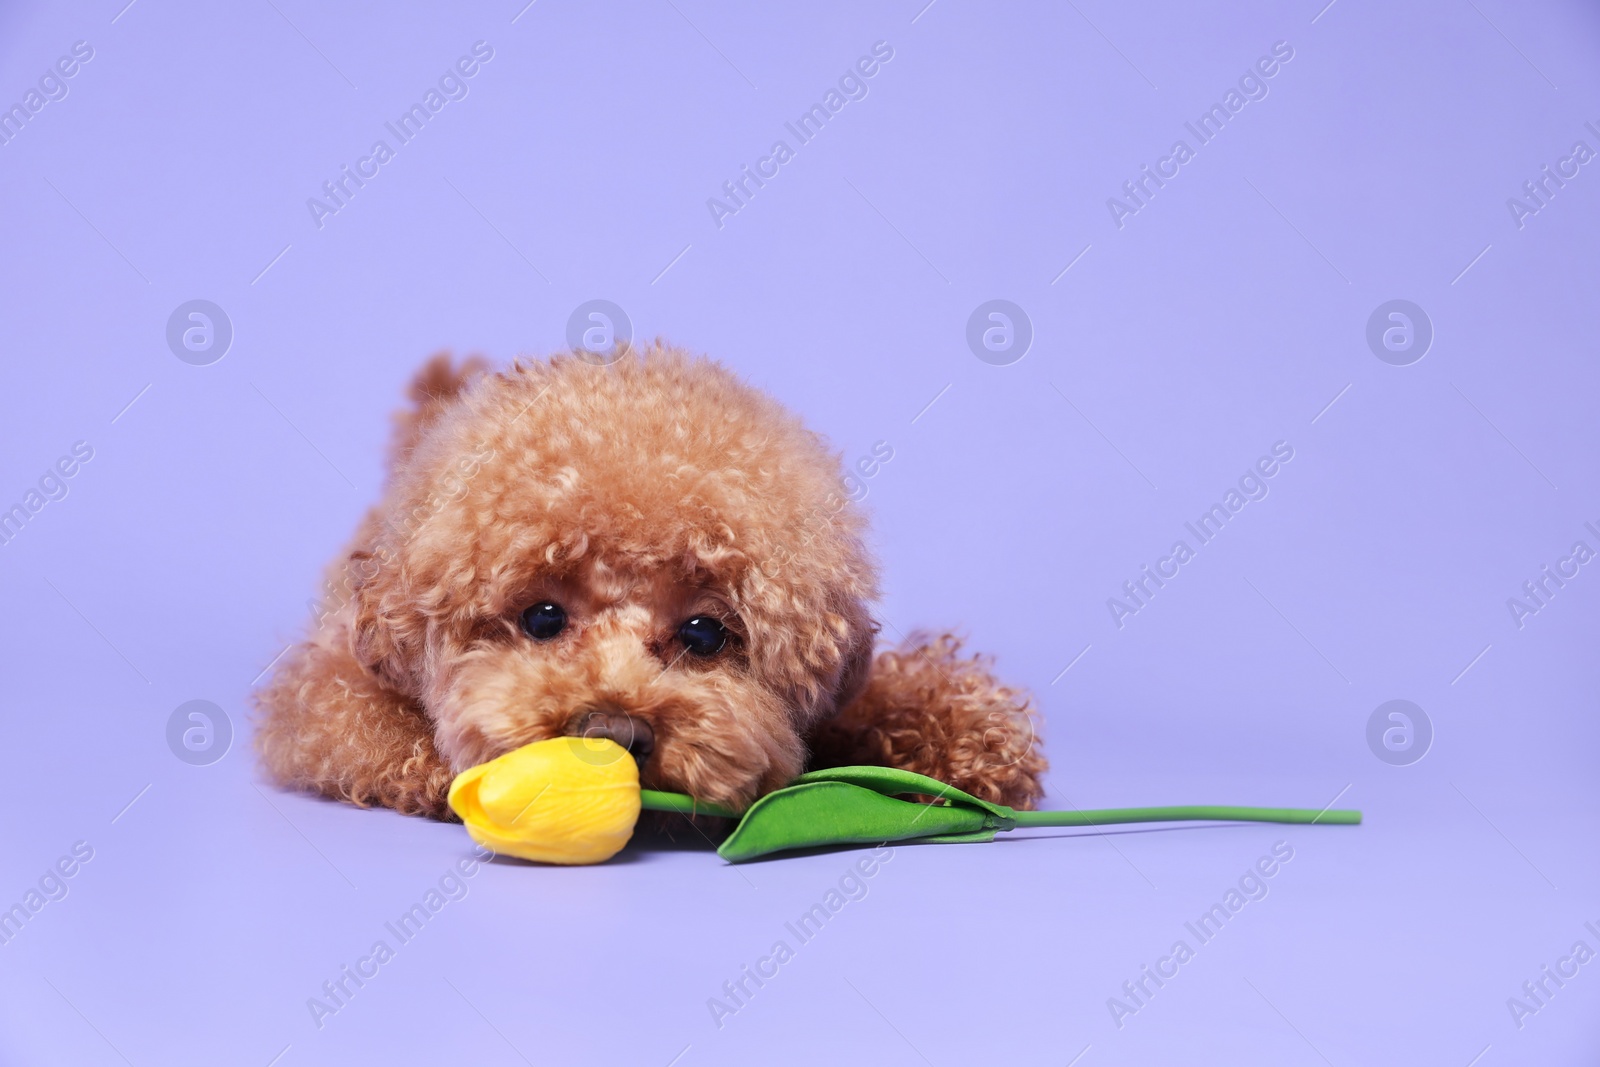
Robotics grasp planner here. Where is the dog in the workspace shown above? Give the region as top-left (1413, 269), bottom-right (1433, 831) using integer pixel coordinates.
top-left (255, 345), bottom-right (1046, 822)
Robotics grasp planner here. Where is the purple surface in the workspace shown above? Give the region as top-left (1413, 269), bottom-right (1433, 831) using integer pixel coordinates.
top-left (2, 1), bottom-right (1598, 1063)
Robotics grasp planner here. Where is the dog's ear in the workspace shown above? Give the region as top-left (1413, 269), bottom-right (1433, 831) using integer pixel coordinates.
top-left (387, 352), bottom-right (487, 473)
top-left (349, 547), bottom-right (421, 694)
top-left (347, 355), bottom-right (486, 695)
top-left (829, 601), bottom-right (878, 714)
top-left (808, 633), bottom-right (1048, 809)
top-left (741, 567), bottom-right (878, 730)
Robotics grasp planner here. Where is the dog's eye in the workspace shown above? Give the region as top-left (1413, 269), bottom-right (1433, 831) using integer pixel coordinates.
top-left (677, 616), bottom-right (727, 657)
top-left (520, 601), bottom-right (567, 640)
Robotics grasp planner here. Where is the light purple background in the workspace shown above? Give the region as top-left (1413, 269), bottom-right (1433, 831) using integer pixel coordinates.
top-left (2, 1), bottom-right (1597, 1063)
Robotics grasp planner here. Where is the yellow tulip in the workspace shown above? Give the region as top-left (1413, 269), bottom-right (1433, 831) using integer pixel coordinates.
top-left (447, 736), bottom-right (642, 865)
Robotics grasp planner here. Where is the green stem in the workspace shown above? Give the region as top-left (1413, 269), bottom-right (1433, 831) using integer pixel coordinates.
top-left (640, 789), bottom-right (738, 820)
top-left (1009, 805), bottom-right (1361, 828)
top-left (645, 789), bottom-right (1358, 829)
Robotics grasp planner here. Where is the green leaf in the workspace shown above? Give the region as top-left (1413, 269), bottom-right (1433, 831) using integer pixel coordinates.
top-left (791, 766), bottom-right (1017, 820)
top-left (715, 779), bottom-right (1005, 863)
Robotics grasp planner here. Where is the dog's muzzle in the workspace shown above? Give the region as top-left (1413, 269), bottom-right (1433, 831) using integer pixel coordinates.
top-left (569, 709), bottom-right (655, 765)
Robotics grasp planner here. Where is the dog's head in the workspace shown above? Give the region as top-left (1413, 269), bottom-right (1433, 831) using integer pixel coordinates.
top-left (348, 346), bottom-right (878, 811)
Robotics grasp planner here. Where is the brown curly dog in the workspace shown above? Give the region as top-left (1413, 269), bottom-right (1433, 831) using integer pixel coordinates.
top-left (254, 345), bottom-right (1046, 821)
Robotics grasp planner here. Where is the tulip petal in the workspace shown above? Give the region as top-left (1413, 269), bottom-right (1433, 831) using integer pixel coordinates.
top-left (448, 737), bottom-right (642, 865)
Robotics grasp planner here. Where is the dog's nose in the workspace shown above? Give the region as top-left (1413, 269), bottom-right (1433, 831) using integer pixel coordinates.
top-left (570, 709), bottom-right (654, 765)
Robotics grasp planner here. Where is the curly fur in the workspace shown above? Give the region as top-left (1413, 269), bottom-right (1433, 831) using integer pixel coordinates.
top-left (254, 344), bottom-right (1046, 821)
top-left (809, 634), bottom-right (1046, 808)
